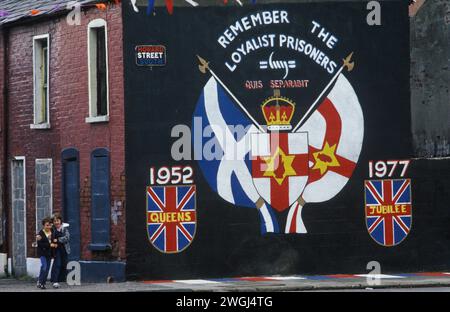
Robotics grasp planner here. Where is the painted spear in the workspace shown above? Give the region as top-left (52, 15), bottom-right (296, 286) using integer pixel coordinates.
top-left (292, 52), bottom-right (354, 133)
top-left (197, 55), bottom-right (266, 133)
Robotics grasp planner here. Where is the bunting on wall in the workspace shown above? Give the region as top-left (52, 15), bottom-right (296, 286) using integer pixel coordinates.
top-left (96, 3), bottom-right (108, 11)
top-left (0, 0), bottom-right (121, 21)
top-left (0, 10), bottom-right (9, 18)
top-left (0, 0), bottom-right (421, 22)
top-left (0, 0), bottom-right (256, 21)
top-left (146, 0), bottom-right (256, 16)
top-left (147, 0), bottom-right (155, 15)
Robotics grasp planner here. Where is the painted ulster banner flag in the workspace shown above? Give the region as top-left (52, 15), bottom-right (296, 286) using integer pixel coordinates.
top-left (296, 74), bottom-right (364, 203)
top-left (251, 132), bottom-right (309, 211)
top-left (285, 73), bottom-right (364, 233)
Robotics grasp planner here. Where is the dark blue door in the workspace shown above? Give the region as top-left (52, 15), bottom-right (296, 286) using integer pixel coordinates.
top-left (62, 148), bottom-right (81, 261)
top-left (89, 148), bottom-right (111, 250)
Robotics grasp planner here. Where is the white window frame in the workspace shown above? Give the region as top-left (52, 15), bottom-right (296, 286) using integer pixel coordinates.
top-left (34, 159), bottom-right (53, 233)
top-left (11, 156), bottom-right (27, 260)
top-left (31, 34), bottom-right (50, 129)
top-left (86, 18), bottom-right (110, 124)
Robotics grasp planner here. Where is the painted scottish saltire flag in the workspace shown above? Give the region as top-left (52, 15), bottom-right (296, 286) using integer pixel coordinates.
top-left (192, 77), bottom-right (280, 234)
top-left (147, 185), bottom-right (196, 253)
top-left (365, 179), bottom-right (412, 247)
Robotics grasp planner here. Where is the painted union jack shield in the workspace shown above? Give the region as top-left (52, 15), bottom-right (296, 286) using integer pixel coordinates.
top-left (251, 132), bottom-right (309, 212)
top-left (146, 185), bottom-right (196, 253)
top-left (365, 179), bottom-right (412, 247)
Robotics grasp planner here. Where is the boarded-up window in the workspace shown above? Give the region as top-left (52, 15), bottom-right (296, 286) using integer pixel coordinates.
top-left (96, 27), bottom-right (107, 116)
top-left (35, 159), bottom-right (52, 233)
top-left (89, 148), bottom-right (111, 250)
top-left (32, 35), bottom-right (50, 126)
top-left (87, 19), bottom-right (109, 122)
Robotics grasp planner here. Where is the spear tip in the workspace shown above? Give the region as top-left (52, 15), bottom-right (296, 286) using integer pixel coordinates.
top-left (197, 55), bottom-right (209, 74)
top-left (343, 52), bottom-right (355, 72)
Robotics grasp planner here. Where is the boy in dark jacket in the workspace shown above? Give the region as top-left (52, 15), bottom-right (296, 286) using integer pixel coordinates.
top-left (36, 218), bottom-right (57, 289)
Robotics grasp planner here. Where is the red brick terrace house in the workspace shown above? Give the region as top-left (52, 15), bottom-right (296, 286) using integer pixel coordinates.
top-left (0, 0), bottom-right (126, 281)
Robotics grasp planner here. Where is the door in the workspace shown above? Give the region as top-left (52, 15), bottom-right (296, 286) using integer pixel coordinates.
top-left (89, 148), bottom-right (111, 250)
top-left (11, 158), bottom-right (27, 276)
top-left (62, 149), bottom-right (81, 261)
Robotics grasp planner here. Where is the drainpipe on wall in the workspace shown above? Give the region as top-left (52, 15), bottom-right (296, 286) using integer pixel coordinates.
top-left (1, 27), bottom-right (9, 261)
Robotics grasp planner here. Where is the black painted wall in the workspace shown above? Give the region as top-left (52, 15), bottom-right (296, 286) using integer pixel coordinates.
top-left (121, 1), bottom-right (449, 280)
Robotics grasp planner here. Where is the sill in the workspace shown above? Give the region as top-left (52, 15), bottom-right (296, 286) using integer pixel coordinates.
top-left (85, 115), bottom-right (109, 124)
top-left (30, 123), bottom-right (51, 129)
top-left (88, 243), bottom-right (112, 251)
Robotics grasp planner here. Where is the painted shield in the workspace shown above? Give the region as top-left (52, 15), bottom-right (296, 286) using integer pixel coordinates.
top-left (251, 132), bottom-right (309, 212)
top-left (146, 185), bottom-right (196, 253)
top-left (365, 179), bottom-right (412, 247)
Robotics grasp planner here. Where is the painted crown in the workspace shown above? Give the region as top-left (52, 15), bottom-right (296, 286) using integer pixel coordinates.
top-left (261, 89), bottom-right (295, 131)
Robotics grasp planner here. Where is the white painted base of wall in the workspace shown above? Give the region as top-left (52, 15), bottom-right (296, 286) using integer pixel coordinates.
top-left (27, 257), bottom-right (53, 279)
top-left (5, 257), bottom-right (53, 279)
top-left (0, 253), bottom-right (7, 277)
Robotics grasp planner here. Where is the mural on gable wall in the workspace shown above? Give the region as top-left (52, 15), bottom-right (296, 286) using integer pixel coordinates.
top-left (125, 1), bottom-right (413, 277)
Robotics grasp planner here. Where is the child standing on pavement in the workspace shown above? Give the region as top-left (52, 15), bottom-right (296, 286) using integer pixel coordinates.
top-left (36, 218), bottom-right (57, 289)
top-left (50, 213), bottom-right (70, 289)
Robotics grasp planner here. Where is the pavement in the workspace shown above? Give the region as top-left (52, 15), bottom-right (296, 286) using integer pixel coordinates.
top-left (2, 272), bottom-right (450, 292)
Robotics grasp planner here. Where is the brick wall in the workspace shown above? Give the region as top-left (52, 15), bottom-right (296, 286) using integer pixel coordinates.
top-left (4, 2), bottom-right (125, 262)
top-left (0, 31), bottom-right (5, 249)
top-left (410, 0), bottom-right (450, 157)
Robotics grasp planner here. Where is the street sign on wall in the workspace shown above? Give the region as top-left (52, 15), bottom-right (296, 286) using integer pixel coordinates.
top-left (135, 45), bottom-right (166, 67)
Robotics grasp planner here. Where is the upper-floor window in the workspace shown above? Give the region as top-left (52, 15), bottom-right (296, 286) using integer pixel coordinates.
top-left (32, 34), bottom-right (50, 129)
top-left (86, 19), bottom-right (109, 123)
